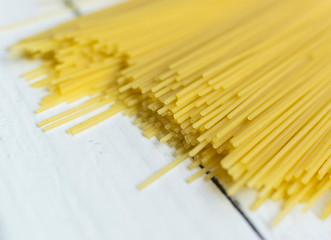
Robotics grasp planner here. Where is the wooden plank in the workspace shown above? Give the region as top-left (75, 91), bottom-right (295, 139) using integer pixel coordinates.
top-left (0, 2), bottom-right (259, 239)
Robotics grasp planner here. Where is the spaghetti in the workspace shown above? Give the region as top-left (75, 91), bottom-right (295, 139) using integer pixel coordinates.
top-left (10, 0), bottom-right (331, 225)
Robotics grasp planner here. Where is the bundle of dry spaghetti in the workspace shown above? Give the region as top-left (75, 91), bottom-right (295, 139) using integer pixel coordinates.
top-left (10, 0), bottom-right (331, 225)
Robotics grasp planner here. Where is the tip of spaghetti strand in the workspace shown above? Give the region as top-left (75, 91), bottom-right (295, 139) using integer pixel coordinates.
top-left (9, 51), bottom-right (23, 59)
top-left (138, 181), bottom-right (151, 190)
top-left (36, 107), bottom-right (48, 114)
top-left (38, 120), bottom-right (50, 127)
top-left (187, 176), bottom-right (196, 184)
top-left (8, 44), bottom-right (23, 51)
top-left (321, 211), bottom-right (330, 219)
top-left (67, 127), bottom-right (81, 135)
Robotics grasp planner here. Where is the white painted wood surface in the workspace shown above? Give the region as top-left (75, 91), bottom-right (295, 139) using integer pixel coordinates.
top-left (0, 1), bottom-right (330, 239)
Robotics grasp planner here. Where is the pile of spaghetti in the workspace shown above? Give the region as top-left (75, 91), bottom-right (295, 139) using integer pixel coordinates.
top-left (10, 0), bottom-right (331, 225)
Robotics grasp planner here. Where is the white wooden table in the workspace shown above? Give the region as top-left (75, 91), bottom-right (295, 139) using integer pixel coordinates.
top-left (0, 1), bottom-right (330, 239)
